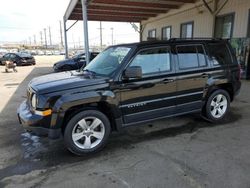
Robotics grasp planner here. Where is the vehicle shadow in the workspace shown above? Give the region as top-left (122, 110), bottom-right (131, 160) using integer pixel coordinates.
top-left (0, 65), bottom-right (242, 181)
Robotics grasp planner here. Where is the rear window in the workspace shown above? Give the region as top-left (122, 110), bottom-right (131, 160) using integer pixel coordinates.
top-left (207, 43), bottom-right (233, 65)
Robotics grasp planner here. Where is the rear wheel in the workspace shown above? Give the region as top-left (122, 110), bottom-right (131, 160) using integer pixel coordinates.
top-left (205, 89), bottom-right (230, 122)
top-left (64, 110), bottom-right (111, 155)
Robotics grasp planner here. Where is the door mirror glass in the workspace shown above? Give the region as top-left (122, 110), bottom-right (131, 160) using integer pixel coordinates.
top-left (123, 66), bottom-right (142, 79)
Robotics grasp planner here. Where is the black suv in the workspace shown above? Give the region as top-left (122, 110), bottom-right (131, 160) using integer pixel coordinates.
top-left (17, 39), bottom-right (241, 155)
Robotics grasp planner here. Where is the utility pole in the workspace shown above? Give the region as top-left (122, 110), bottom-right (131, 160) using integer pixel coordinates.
top-left (44, 28), bottom-right (47, 49)
top-left (59, 21), bottom-right (63, 47)
top-left (29, 37), bottom-right (31, 46)
top-left (111, 27), bottom-right (114, 45)
top-left (48, 26), bottom-right (52, 46)
top-left (40, 31), bottom-right (43, 46)
top-left (34, 35), bottom-right (36, 45)
top-left (97, 21), bottom-right (104, 49)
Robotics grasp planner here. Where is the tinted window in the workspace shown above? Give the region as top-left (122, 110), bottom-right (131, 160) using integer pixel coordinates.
top-left (176, 45), bottom-right (207, 70)
top-left (208, 43), bottom-right (233, 65)
top-left (129, 47), bottom-right (171, 76)
top-left (10, 54), bottom-right (17, 59)
top-left (197, 45), bottom-right (206, 67)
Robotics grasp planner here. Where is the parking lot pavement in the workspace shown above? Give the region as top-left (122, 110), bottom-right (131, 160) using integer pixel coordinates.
top-left (0, 56), bottom-right (250, 188)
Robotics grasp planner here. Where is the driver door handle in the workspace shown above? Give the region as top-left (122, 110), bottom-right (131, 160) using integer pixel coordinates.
top-left (162, 79), bottom-right (174, 84)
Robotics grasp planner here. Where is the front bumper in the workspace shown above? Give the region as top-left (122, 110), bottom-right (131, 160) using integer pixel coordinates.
top-left (17, 100), bottom-right (61, 139)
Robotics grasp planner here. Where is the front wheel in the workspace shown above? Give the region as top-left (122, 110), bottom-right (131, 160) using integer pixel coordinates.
top-left (64, 110), bottom-right (111, 155)
top-left (205, 89), bottom-right (230, 123)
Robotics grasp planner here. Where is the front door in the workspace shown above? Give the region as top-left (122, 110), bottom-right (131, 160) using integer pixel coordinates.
top-left (119, 46), bottom-right (177, 126)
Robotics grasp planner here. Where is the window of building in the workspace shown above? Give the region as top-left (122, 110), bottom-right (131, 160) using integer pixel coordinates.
top-left (176, 45), bottom-right (207, 70)
top-left (162, 26), bottom-right (172, 40)
top-left (129, 47), bottom-right (171, 76)
top-left (180, 22), bottom-right (194, 38)
top-left (148, 29), bottom-right (156, 39)
top-left (215, 13), bottom-right (235, 39)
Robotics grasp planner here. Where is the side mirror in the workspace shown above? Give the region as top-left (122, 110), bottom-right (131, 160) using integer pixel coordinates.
top-left (123, 66), bottom-right (142, 79)
top-left (78, 60), bottom-right (86, 68)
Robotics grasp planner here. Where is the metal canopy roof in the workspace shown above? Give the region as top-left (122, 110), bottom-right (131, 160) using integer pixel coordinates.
top-left (64, 0), bottom-right (197, 23)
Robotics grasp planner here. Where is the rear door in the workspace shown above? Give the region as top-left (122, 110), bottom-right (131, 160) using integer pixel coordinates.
top-left (174, 44), bottom-right (210, 113)
top-left (119, 46), bottom-right (177, 125)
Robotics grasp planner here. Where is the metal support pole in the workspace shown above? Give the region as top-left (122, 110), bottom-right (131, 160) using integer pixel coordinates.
top-left (63, 19), bottom-right (69, 59)
top-left (59, 21), bottom-right (64, 47)
top-left (81, 0), bottom-right (90, 64)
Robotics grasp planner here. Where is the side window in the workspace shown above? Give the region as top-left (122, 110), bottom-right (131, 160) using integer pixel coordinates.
top-left (10, 54), bottom-right (16, 59)
top-left (207, 43), bottom-right (233, 66)
top-left (197, 45), bottom-right (206, 67)
top-left (129, 47), bottom-right (171, 76)
top-left (176, 45), bottom-right (207, 70)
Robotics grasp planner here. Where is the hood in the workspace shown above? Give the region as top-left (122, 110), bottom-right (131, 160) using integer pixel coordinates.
top-left (29, 71), bottom-right (107, 94)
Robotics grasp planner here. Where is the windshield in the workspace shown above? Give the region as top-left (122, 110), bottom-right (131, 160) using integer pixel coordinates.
top-left (83, 46), bottom-right (131, 77)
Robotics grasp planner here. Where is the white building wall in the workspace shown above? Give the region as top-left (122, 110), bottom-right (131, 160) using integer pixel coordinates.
top-left (141, 0), bottom-right (250, 41)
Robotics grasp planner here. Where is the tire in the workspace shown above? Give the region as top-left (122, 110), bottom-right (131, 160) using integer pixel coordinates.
top-left (64, 110), bottom-right (111, 155)
top-left (205, 89), bottom-right (230, 123)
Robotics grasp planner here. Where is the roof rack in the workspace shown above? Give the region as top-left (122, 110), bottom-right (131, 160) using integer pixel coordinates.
top-left (168, 37), bottom-right (225, 41)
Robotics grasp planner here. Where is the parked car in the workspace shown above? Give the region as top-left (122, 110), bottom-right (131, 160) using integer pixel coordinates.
top-left (17, 39), bottom-right (241, 155)
top-left (37, 50), bottom-right (45, 55)
top-left (53, 52), bottom-right (99, 72)
top-left (0, 52), bottom-right (35, 66)
top-left (45, 51), bottom-right (53, 55)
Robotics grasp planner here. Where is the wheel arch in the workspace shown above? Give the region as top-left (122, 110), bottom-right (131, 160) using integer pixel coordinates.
top-left (205, 83), bottom-right (234, 102)
top-left (51, 91), bottom-right (120, 133)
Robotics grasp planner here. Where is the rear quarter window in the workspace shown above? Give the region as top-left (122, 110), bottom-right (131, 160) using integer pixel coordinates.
top-left (176, 44), bottom-right (208, 70)
top-left (207, 43), bottom-right (233, 66)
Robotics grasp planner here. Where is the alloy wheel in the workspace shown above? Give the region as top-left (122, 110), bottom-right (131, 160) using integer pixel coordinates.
top-left (210, 94), bottom-right (228, 119)
top-left (72, 117), bottom-right (105, 149)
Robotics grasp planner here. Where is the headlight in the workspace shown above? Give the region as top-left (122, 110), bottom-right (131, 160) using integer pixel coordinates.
top-left (31, 93), bottom-right (37, 108)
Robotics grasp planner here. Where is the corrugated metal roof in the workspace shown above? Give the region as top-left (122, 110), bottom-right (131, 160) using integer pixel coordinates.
top-left (64, 0), bottom-right (197, 22)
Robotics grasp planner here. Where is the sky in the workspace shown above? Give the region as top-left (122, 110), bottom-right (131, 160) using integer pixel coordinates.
top-left (0, 0), bottom-right (139, 47)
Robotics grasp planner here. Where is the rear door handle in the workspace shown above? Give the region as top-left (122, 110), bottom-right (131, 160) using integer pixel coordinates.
top-left (201, 73), bottom-right (209, 78)
top-left (162, 79), bottom-right (174, 84)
